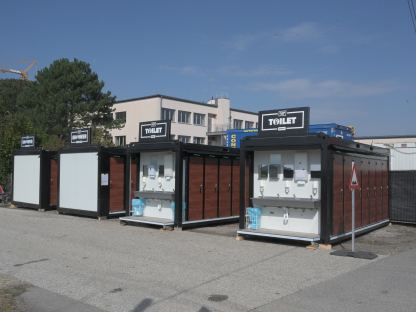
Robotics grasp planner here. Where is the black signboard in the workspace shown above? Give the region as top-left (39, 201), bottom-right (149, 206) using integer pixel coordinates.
top-left (70, 128), bottom-right (91, 145)
top-left (139, 120), bottom-right (170, 142)
top-left (258, 107), bottom-right (310, 137)
top-left (21, 136), bottom-right (35, 148)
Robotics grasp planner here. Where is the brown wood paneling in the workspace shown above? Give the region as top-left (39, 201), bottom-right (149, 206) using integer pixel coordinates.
top-left (188, 156), bottom-right (204, 221)
top-left (369, 160), bottom-right (377, 224)
top-left (130, 158), bottom-right (137, 213)
top-left (382, 161), bottom-right (389, 220)
top-left (245, 158), bottom-right (250, 209)
top-left (204, 157), bottom-right (219, 219)
top-left (49, 159), bottom-right (58, 206)
top-left (361, 159), bottom-right (370, 227)
top-left (354, 158), bottom-right (362, 228)
top-left (218, 158), bottom-right (232, 217)
top-left (109, 156), bottom-right (125, 213)
top-left (332, 154), bottom-right (344, 235)
top-left (343, 155), bottom-right (353, 232)
top-left (231, 159), bottom-right (241, 216)
top-left (375, 161), bottom-right (383, 222)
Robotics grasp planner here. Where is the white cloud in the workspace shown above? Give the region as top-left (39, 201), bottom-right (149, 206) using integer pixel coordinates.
top-left (223, 33), bottom-right (266, 51)
top-left (274, 22), bottom-right (322, 42)
top-left (251, 78), bottom-right (398, 99)
top-left (217, 65), bottom-right (292, 77)
top-left (159, 65), bottom-right (202, 76)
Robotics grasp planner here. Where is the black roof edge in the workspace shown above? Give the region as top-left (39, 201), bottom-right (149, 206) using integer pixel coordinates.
top-left (114, 94), bottom-right (216, 108)
top-left (230, 108), bottom-right (258, 116)
top-left (114, 94), bottom-right (258, 115)
top-left (355, 135), bottom-right (416, 140)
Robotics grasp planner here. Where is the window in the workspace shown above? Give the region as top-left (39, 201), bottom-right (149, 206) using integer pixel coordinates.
top-left (245, 121), bottom-right (254, 129)
top-left (233, 119), bottom-right (243, 129)
top-left (193, 113), bottom-right (205, 126)
top-left (178, 110), bottom-right (191, 124)
top-left (158, 165), bottom-right (164, 177)
top-left (258, 164), bottom-right (268, 179)
top-left (161, 108), bottom-right (175, 121)
top-left (193, 137), bottom-right (205, 144)
top-left (178, 135), bottom-right (191, 143)
top-left (115, 136), bottom-right (126, 146)
top-left (115, 111), bottom-right (126, 122)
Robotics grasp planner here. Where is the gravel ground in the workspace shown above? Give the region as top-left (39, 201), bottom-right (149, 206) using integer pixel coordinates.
top-left (0, 206), bottom-right (415, 312)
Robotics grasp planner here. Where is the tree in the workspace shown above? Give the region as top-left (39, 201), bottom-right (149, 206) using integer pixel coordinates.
top-left (0, 79), bottom-right (35, 188)
top-left (31, 58), bottom-right (123, 148)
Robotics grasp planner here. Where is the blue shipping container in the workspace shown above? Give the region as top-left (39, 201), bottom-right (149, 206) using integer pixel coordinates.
top-left (225, 124), bottom-right (354, 148)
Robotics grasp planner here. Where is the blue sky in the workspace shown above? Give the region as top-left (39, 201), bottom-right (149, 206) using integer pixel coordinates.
top-left (1, 0), bottom-right (415, 136)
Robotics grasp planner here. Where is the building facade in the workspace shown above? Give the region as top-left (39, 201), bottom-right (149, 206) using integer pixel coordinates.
top-left (110, 95), bottom-right (258, 146)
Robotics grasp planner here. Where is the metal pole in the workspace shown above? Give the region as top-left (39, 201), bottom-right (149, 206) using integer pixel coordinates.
top-left (351, 161), bottom-right (355, 252)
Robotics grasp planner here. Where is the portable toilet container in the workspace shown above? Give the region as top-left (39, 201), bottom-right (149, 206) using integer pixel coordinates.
top-left (12, 136), bottom-right (58, 210)
top-left (119, 120), bottom-right (244, 228)
top-left (237, 107), bottom-right (390, 244)
top-left (57, 129), bottom-right (128, 218)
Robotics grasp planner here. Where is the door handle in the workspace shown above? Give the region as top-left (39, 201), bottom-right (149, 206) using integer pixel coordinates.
top-left (200, 184), bottom-right (203, 193)
top-left (228, 183), bottom-right (231, 191)
top-left (214, 184), bottom-right (218, 192)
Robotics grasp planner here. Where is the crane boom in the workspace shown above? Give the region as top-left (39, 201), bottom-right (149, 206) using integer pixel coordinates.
top-left (0, 60), bottom-right (37, 80)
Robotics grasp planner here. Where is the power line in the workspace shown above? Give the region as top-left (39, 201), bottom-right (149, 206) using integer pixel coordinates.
top-left (408, 0), bottom-right (416, 33)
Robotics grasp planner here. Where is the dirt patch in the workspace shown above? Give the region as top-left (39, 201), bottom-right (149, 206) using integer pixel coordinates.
top-left (0, 274), bottom-right (30, 312)
top-left (336, 223), bottom-right (416, 255)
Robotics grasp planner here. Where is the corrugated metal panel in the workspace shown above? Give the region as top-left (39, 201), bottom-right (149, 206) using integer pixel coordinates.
top-left (390, 147), bottom-right (416, 171)
top-left (390, 171), bottom-right (416, 223)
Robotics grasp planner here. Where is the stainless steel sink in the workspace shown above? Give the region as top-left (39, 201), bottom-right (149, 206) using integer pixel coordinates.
top-left (251, 197), bottom-right (320, 209)
top-left (134, 191), bottom-right (175, 200)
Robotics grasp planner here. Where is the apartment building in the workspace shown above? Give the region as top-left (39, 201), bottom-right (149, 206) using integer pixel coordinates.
top-left (111, 94), bottom-right (258, 146)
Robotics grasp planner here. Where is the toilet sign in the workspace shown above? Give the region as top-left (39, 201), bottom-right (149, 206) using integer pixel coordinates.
top-left (350, 162), bottom-right (360, 190)
top-left (258, 107), bottom-right (310, 137)
top-left (139, 120), bottom-right (171, 142)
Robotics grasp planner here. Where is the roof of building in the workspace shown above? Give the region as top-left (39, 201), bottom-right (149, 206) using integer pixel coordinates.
top-left (356, 135), bottom-right (416, 140)
top-left (114, 94), bottom-right (258, 115)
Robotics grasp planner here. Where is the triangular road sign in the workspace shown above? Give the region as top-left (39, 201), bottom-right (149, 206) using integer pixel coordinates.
top-left (350, 162), bottom-right (360, 190)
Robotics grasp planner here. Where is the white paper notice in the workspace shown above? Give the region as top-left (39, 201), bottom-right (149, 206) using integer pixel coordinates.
top-left (101, 173), bottom-right (109, 186)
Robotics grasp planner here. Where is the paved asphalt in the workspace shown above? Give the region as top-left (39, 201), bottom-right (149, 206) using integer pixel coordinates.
top-left (0, 207), bottom-right (415, 312)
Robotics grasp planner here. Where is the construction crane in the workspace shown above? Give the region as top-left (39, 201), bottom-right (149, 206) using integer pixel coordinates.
top-left (0, 60), bottom-right (37, 80)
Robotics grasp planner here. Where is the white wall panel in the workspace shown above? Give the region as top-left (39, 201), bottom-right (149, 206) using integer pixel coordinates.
top-left (59, 152), bottom-right (98, 212)
top-left (13, 155), bottom-right (40, 204)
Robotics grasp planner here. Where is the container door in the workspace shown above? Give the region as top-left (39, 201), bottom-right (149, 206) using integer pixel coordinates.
top-left (361, 159), bottom-right (370, 226)
top-left (188, 156), bottom-right (204, 221)
top-left (369, 160), bottom-right (377, 224)
top-left (354, 158), bottom-right (362, 229)
top-left (109, 156), bottom-right (125, 213)
top-left (343, 155), bottom-right (353, 232)
top-left (204, 157), bottom-right (219, 219)
top-left (375, 161), bottom-right (383, 222)
top-left (218, 158), bottom-right (232, 217)
top-left (130, 157), bottom-right (138, 213)
top-left (231, 159), bottom-right (241, 216)
top-left (332, 154), bottom-right (344, 235)
top-left (382, 161), bottom-right (389, 220)
top-left (49, 158), bottom-right (58, 207)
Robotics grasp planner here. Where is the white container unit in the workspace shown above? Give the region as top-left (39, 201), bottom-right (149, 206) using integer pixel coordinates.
top-left (58, 146), bottom-right (128, 218)
top-left (250, 150), bottom-right (321, 238)
top-left (12, 149), bottom-right (57, 210)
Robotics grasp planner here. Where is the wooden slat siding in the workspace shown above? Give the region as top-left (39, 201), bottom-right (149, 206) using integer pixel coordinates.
top-left (204, 157), bottom-right (219, 219)
top-left (231, 159), bottom-right (241, 217)
top-left (49, 159), bottom-right (58, 206)
top-left (354, 158), bottom-right (363, 228)
top-left (382, 161), bottom-right (389, 220)
top-left (245, 158), bottom-right (250, 209)
top-left (375, 161), bottom-right (383, 222)
top-left (218, 158), bottom-right (232, 217)
top-left (361, 159), bottom-right (370, 227)
top-left (188, 156), bottom-right (204, 221)
top-left (130, 158), bottom-right (137, 213)
top-left (343, 155), bottom-right (353, 233)
top-left (109, 157), bottom-right (125, 213)
top-left (332, 154), bottom-right (344, 235)
top-left (369, 160), bottom-right (377, 224)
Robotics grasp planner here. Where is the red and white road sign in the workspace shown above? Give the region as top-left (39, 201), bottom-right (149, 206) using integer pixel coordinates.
top-left (350, 162), bottom-right (360, 190)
